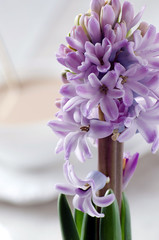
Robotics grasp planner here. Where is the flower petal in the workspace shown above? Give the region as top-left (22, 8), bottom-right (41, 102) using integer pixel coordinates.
top-left (64, 132), bottom-right (81, 160)
top-left (55, 184), bottom-right (76, 195)
top-left (123, 152), bottom-right (139, 190)
top-left (100, 96), bottom-right (119, 120)
top-left (93, 193), bottom-right (115, 207)
top-left (89, 119), bottom-right (113, 138)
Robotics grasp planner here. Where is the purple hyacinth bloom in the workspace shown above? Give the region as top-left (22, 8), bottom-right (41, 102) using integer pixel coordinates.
top-left (121, 1), bottom-right (145, 31)
top-left (122, 152), bottom-right (139, 190)
top-left (118, 100), bottom-right (159, 153)
top-left (56, 161), bottom-right (115, 217)
top-left (82, 37), bottom-right (112, 73)
top-left (131, 24), bottom-right (159, 68)
top-left (76, 70), bottom-right (124, 120)
top-left (48, 111), bottom-right (114, 161)
top-left (115, 63), bottom-right (149, 106)
top-left (52, 0), bottom-right (159, 179)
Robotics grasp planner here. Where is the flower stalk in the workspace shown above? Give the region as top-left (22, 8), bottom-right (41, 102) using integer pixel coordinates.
top-left (98, 106), bottom-right (123, 211)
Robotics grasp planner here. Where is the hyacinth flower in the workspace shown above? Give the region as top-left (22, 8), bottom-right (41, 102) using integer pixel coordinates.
top-left (48, 110), bottom-right (114, 161)
top-left (118, 100), bottom-right (159, 153)
top-left (49, 0), bottom-right (159, 239)
top-left (56, 161), bottom-right (115, 218)
top-left (122, 152), bottom-right (139, 190)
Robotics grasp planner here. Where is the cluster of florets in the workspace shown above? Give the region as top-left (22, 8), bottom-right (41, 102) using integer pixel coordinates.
top-left (49, 0), bottom-right (159, 161)
top-left (48, 0), bottom-right (159, 216)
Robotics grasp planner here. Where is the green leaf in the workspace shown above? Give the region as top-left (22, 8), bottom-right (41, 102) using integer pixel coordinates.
top-left (58, 194), bottom-right (80, 240)
top-left (74, 209), bottom-right (84, 237)
top-left (121, 192), bottom-right (132, 240)
top-left (80, 213), bottom-right (97, 240)
top-left (99, 189), bottom-right (122, 240)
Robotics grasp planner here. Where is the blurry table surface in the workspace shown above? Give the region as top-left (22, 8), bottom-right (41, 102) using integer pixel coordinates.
top-left (0, 153), bottom-right (158, 240)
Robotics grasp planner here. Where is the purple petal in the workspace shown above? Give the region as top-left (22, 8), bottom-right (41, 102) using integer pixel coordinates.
top-left (90, 0), bottom-right (105, 15)
top-left (93, 193), bottom-right (115, 207)
top-left (66, 36), bottom-right (84, 52)
top-left (75, 136), bottom-right (92, 162)
top-left (76, 84), bottom-right (96, 98)
top-left (100, 96), bottom-right (119, 120)
top-left (64, 132), bottom-right (81, 160)
top-left (63, 96), bottom-right (85, 111)
top-left (88, 73), bottom-right (101, 88)
top-left (101, 5), bottom-right (115, 29)
top-left (118, 121), bottom-right (137, 142)
top-left (130, 6), bottom-right (145, 29)
top-left (85, 94), bottom-right (101, 116)
top-left (60, 84), bottom-right (76, 98)
top-left (55, 184), bottom-right (76, 195)
top-left (55, 139), bottom-right (64, 154)
top-left (89, 119), bottom-right (113, 138)
top-left (136, 118), bottom-right (157, 143)
top-left (108, 89), bottom-right (124, 98)
top-left (84, 196), bottom-right (104, 218)
top-left (111, 0), bottom-right (121, 22)
top-left (88, 16), bottom-right (101, 43)
top-left (122, 152), bottom-right (139, 190)
top-left (48, 120), bottom-right (77, 132)
top-left (121, 1), bottom-right (134, 30)
top-left (73, 195), bottom-right (85, 212)
top-left (86, 170), bottom-right (107, 191)
top-left (127, 81), bottom-right (149, 96)
top-left (123, 87), bottom-right (134, 106)
top-left (101, 71), bottom-right (117, 89)
top-left (97, 63), bottom-right (110, 73)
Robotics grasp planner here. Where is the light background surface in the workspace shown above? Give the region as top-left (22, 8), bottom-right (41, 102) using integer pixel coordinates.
top-left (0, 0), bottom-right (158, 239)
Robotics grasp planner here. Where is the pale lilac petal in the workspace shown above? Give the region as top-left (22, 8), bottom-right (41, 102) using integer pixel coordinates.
top-left (75, 136), bottom-right (92, 162)
top-left (122, 152), bottom-right (139, 190)
top-left (66, 36), bottom-right (84, 52)
top-left (90, 0), bottom-right (105, 15)
top-left (118, 121), bottom-right (137, 142)
top-left (83, 197), bottom-right (104, 218)
top-left (136, 118), bottom-right (157, 143)
top-left (86, 170), bottom-right (107, 191)
top-left (88, 16), bottom-right (101, 43)
top-left (55, 139), bottom-right (64, 154)
top-left (48, 120), bottom-right (77, 132)
top-left (141, 25), bottom-right (156, 48)
top-left (130, 6), bottom-right (145, 29)
top-left (63, 96), bottom-right (85, 111)
top-left (123, 86), bottom-right (134, 106)
top-left (76, 84), bottom-right (96, 99)
top-left (101, 71), bottom-right (117, 89)
top-left (68, 163), bottom-right (92, 187)
top-left (127, 81), bottom-right (149, 96)
top-left (85, 94), bottom-right (101, 116)
top-left (88, 73), bottom-right (101, 88)
top-left (64, 132), bottom-right (81, 160)
top-left (100, 96), bottom-right (119, 120)
top-left (73, 195), bottom-right (85, 212)
top-left (93, 193), bottom-right (115, 207)
top-left (88, 119), bottom-right (113, 138)
top-left (108, 89), bottom-right (124, 98)
top-left (121, 1), bottom-right (134, 30)
top-left (101, 5), bottom-right (115, 29)
top-left (111, 0), bottom-right (121, 22)
top-left (60, 84), bottom-right (76, 98)
top-left (114, 62), bottom-right (125, 76)
top-left (55, 184), bottom-right (76, 195)
top-left (97, 63), bottom-right (110, 73)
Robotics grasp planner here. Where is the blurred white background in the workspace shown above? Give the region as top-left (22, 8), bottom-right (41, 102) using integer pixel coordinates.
top-left (0, 0), bottom-right (159, 239)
